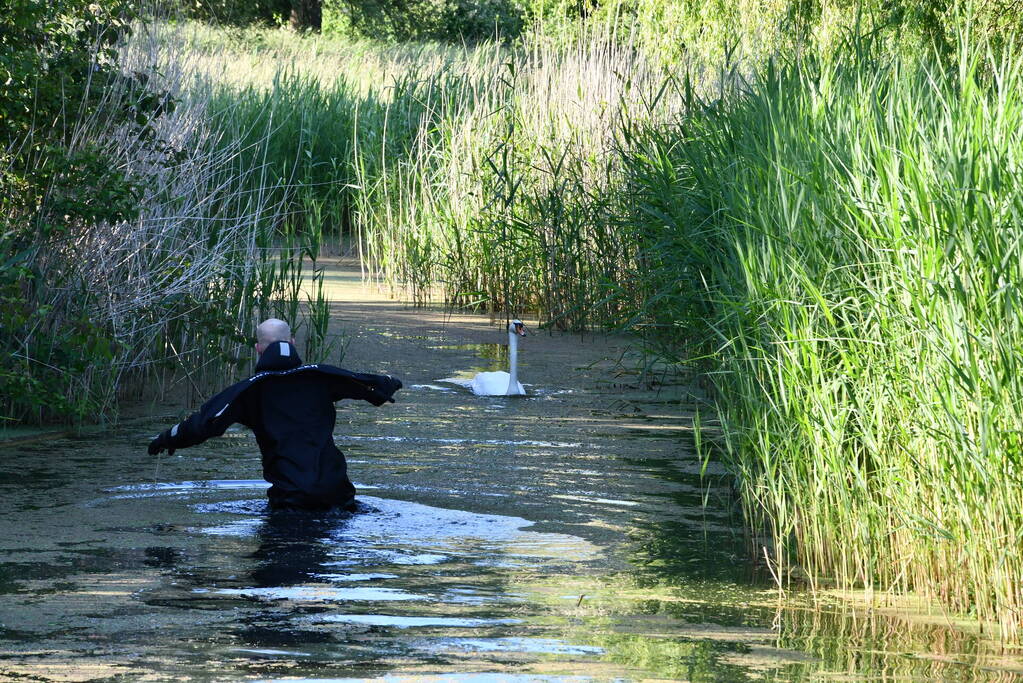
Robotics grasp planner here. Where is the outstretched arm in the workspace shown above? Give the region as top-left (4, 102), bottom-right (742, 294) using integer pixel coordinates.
top-left (148, 387), bottom-right (244, 455)
top-left (329, 371), bottom-right (403, 406)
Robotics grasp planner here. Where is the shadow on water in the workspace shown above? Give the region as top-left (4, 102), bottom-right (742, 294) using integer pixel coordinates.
top-left (607, 426), bottom-right (754, 588)
top-left (230, 507), bottom-right (380, 657)
top-left (250, 509), bottom-right (341, 588)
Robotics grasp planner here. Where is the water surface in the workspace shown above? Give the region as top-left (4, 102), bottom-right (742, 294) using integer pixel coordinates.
top-left (1, 265), bottom-right (1020, 682)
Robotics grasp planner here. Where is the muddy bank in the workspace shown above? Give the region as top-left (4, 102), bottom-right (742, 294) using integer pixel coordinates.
top-left (0, 261), bottom-right (1020, 682)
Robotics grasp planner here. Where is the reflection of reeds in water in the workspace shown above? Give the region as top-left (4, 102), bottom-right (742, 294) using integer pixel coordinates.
top-left (557, 578), bottom-right (1018, 680)
top-left (778, 598), bottom-right (1022, 681)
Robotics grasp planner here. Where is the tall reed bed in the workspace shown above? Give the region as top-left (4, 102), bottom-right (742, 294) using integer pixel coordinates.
top-left (622, 38), bottom-right (1023, 638)
top-left (352, 38), bottom-right (672, 326)
top-left (157, 21), bottom-right (677, 328)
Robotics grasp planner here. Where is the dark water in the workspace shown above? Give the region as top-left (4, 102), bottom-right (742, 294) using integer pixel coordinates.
top-left (1, 323), bottom-right (1021, 681)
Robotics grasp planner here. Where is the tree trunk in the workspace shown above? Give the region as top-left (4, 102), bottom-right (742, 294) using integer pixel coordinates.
top-left (290, 0), bottom-right (322, 31)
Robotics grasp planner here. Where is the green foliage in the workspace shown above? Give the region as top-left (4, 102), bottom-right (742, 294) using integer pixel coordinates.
top-left (0, 260), bottom-right (120, 421)
top-left (177, 0), bottom-right (290, 26)
top-left (204, 72), bottom-right (358, 235)
top-left (0, 0), bottom-right (147, 238)
top-left (325, 0), bottom-right (526, 42)
top-left (0, 0), bottom-right (169, 422)
top-left (1, 1), bottom-right (121, 421)
top-left (620, 35), bottom-right (1023, 640)
top-left (321, 0), bottom-right (1019, 65)
top-left (172, 0), bottom-right (1023, 56)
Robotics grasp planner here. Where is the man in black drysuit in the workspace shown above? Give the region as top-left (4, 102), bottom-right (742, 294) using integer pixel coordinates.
top-left (147, 318), bottom-right (402, 511)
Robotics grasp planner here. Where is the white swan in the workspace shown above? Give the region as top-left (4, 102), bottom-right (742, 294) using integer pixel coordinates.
top-left (442, 320), bottom-right (527, 396)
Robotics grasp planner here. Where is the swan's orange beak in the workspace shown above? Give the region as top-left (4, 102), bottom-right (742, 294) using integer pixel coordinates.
top-left (513, 321), bottom-right (527, 336)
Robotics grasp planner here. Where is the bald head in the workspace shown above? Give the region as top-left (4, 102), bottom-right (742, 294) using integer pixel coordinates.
top-left (256, 318), bottom-right (294, 354)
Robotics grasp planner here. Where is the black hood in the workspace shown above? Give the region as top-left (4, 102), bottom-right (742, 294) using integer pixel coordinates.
top-left (256, 341), bottom-right (302, 372)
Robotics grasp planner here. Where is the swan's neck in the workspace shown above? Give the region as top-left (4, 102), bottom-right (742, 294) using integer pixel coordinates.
top-left (507, 330), bottom-right (519, 394)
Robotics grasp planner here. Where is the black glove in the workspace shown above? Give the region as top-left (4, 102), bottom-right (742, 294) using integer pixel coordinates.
top-left (383, 375), bottom-right (402, 403)
top-left (148, 430), bottom-right (176, 456)
top-left (367, 375), bottom-right (402, 405)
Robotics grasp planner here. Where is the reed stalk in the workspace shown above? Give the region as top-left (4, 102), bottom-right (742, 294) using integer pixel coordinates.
top-left (621, 34), bottom-right (1023, 640)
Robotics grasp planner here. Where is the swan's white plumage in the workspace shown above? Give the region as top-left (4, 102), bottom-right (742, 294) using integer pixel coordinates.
top-left (473, 371), bottom-right (524, 396)
top-left (440, 321), bottom-right (527, 396)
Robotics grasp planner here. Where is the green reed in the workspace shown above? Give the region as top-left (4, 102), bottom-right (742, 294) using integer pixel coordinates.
top-left (621, 35), bottom-right (1023, 639)
top-left (180, 23), bottom-right (667, 329)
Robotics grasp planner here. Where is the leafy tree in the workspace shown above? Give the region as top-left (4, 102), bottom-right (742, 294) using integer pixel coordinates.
top-left (0, 0), bottom-right (166, 423)
top-left (179, 0), bottom-right (291, 27)
top-left (290, 0), bottom-right (322, 30)
top-left (327, 0), bottom-right (526, 42)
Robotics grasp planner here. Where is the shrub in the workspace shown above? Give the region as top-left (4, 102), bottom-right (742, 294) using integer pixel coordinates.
top-left (325, 0), bottom-right (527, 42)
top-left (0, 0), bottom-right (167, 422)
top-left (177, 0), bottom-right (291, 26)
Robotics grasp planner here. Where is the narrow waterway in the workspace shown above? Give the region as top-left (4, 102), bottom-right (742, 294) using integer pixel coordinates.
top-left (1, 262), bottom-right (1020, 682)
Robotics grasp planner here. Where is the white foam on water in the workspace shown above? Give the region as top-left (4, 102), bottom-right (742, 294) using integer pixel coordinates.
top-left (194, 496), bottom-right (596, 564)
top-left (550, 494), bottom-right (641, 507)
top-left (343, 435), bottom-right (585, 448)
top-left (103, 478), bottom-right (375, 506)
top-left (313, 614), bottom-right (523, 628)
top-left (101, 489), bottom-right (195, 502)
top-left (311, 573), bottom-right (399, 582)
top-left (108, 479), bottom-right (270, 492)
top-left (202, 516), bottom-right (263, 536)
top-left (354, 483), bottom-right (509, 498)
top-left (98, 479), bottom-right (270, 503)
top-left (256, 675), bottom-right (595, 683)
top-left (214, 586), bottom-right (427, 602)
top-left (321, 551), bottom-right (451, 567)
top-left (410, 384), bottom-right (455, 392)
top-left (414, 637), bottom-right (605, 656)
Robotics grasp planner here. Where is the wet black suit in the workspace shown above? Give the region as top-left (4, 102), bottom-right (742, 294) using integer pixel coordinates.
top-left (149, 341), bottom-right (402, 511)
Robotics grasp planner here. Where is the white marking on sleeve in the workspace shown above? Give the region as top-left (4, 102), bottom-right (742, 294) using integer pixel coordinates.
top-left (170, 424), bottom-right (179, 437)
top-left (214, 403), bottom-right (230, 418)
top-left (280, 342), bottom-right (290, 357)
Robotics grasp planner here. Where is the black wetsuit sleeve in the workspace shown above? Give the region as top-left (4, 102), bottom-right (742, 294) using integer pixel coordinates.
top-left (164, 386), bottom-right (246, 450)
top-left (329, 372), bottom-right (403, 406)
